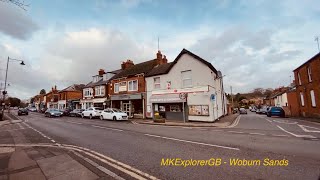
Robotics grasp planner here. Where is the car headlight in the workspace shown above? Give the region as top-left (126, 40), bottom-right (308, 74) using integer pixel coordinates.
top-left (51, 113), bottom-right (55, 115)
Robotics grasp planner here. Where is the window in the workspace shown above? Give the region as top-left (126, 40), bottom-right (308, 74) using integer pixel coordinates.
top-left (154, 77), bottom-right (160, 89)
top-left (307, 67), bottom-right (312, 82)
top-left (128, 80), bottom-right (138, 91)
top-left (170, 105), bottom-right (181, 112)
top-left (95, 86), bottom-right (105, 96)
top-left (114, 83), bottom-right (119, 93)
top-left (119, 82), bottom-right (127, 92)
top-left (310, 90), bottom-right (316, 107)
top-left (298, 72), bottom-right (301, 85)
top-left (300, 92), bottom-right (305, 106)
top-left (84, 88), bottom-right (92, 97)
top-left (181, 70), bottom-right (192, 88)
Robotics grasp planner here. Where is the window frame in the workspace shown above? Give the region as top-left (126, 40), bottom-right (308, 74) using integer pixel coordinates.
top-left (310, 90), bottom-right (316, 107)
top-left (154, 77), bottom-right (161, 89)
top-left (114, 83), bottom-right (119, 93)
top-left (307, 66), bottom-right (312, 82)
top-left (128, 80), bottom-right (138, 91)
top-left (298, 72), bottom-right (302, 85)
top-left (181, 70), bottom-right (192, 88)
top-left (300, 92), bottom-right (305, 107)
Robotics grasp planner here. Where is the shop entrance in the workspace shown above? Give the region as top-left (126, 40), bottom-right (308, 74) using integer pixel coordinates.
top-left (122, 103), bottom-right (131, 116)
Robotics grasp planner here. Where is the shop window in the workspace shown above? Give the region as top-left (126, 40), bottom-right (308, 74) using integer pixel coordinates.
top-left (128, 80), bottom-right (138, 91)
top-left (181, 70), bottom-right (192, 88)
top-left (189, 105), bottom-right (209, 116)
top-left (170, 105), bottom-right (181, 112)
top-left (310, 90), bottom-right (316, 107)
top-left (154, 77), bottom-right (160, 89)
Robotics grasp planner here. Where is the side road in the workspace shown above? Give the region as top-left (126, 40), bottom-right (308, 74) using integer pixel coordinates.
top-left (132, 113), bottom-right (239, 127)
top-left (0, 114), bottom-right (157, 180)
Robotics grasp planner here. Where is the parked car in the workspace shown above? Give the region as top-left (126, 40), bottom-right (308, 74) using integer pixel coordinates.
top-left (69, 109), bottom-right (84, 117)
top-left (44, 109), bottom-right (63, 117)
top-left (256, 109), bottom-right (261, 114)
top-left (239, 108), bottom-right (247, 114)
top-left (40, 107), bottom-right (47, 113)
top-left (259, 106), bottom-right (269, 114)
top-left (233, 108), bottom-right (238, 114)
top-left (81, 107), bottom-right (104, 119)
top-left (18, 108), bottom-right (29, 116)
top-left (267, 107), bottom-right (285, 118)
top-left (100, 108), bottom-right (128, 121)
top-left (28, 107), bottom-right (37, 112)
top-left (61, 108), bottom-right (72, 116)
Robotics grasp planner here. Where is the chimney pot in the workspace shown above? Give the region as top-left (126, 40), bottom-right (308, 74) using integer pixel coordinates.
top-left (98, 69), bottom-right (105, 76)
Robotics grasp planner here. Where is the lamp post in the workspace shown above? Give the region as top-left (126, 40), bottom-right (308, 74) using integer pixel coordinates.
top-left (1, 57), bottom-right (25, 120)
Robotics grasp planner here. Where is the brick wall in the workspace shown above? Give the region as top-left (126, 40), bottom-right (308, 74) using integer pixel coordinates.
top-left (109, 76), bottom-right (146, 95)
top-left (294, 55), bottom-right (320, 118)
top-left (286, 91), bottom-right (300, 117)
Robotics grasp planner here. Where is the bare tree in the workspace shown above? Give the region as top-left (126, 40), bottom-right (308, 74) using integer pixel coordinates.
top-left (0, 0), bottom-right (29, 10)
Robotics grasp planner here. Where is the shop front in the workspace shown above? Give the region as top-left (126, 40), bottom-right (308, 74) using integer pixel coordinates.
top-left (110, 93), bottom-right (144, 118)
top-left (80, 99), bottom-right (93, 110)
top-left (149, 94), bottom-right (187, 121)
top-left (92, 98), bottom-right (109, 109)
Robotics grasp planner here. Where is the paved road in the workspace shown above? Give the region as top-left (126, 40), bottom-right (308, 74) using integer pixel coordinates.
top-left (14, 111), bottom-right (320, 180)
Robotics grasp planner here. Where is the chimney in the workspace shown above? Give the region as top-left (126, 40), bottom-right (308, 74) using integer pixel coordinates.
top-left (51, 87), bottom-right (54, 92)
top-left (98, 69), bottom-right (105, 76)
top-left (156, 50), bottom-right (167, 65)
top-left (54, 85), bottom-right (57, 91)
top-left (121, 60), bottom-right (134, 70)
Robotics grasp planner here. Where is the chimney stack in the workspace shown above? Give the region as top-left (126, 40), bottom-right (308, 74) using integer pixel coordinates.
top-left (121, 60), bottom-right (134, 70)
top-left (156, 50), bottom-right (167, 65)
top-left (98, 69), bottom-right (105, 76)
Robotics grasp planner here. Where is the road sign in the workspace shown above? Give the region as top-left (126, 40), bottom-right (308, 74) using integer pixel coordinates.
top-left (210, 94), bottom-right (215, 101)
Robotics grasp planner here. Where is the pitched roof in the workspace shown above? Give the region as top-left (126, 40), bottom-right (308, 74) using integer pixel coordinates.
top-left (145, 48), bottom-right (218, 77)
top-left (146, 62), bottom-right (173, 77)
top-left (60, 84), bottom-right (85, 92)
top-left (84, 79), bottom-right (102, 88)
top-left (108, 69), bottom-right (122, 74)
top-left (111, 59), bottom-right (158, 80)
top-left (293, 52), bottom-right (320, 71)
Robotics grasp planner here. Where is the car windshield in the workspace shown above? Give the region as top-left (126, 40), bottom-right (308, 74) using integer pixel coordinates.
top-left (95, 107), bottom-right (104, 110)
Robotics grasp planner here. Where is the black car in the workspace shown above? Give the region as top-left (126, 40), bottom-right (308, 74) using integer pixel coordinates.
top-left (69, 109), bottom-right (84, 117)
top-left (267, 107), bottom-right (285, 118)
top-left (18, 108), bottom-right (29, 116)
top-left (62, 109), bottom-right (72, 116)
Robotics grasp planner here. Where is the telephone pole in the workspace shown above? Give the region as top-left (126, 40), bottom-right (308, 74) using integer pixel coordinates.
top-left (230, 86), bottom-right (233, 109)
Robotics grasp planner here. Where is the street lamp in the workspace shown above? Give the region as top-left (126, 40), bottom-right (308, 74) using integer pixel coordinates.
top-left (1, 56), bottom-right (26, 120)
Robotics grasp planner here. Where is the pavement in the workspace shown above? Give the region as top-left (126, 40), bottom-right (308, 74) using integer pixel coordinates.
top-left (1, 111), bottom-right (320, 179)
top-left (131, 113), bottom-right (239, 127)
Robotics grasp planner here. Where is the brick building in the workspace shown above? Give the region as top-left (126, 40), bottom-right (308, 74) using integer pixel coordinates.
top-left (58, 84), bottom-right (85, 110)
top-left (293, 52), bottom-right (320, 118)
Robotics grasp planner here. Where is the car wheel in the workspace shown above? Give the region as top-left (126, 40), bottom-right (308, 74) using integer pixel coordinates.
top-left (113, 116), bottom-right (117, 121)
top-left (89, 114), bottom-right (92, 119)
top-left (100, 115), bottom-right (104, 120)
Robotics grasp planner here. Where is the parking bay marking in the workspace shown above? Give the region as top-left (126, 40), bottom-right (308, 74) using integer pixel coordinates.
top-left (67, 121), bottom-right (83, 125)
top-left (298, 124), bottom-right (320, 133)
top-left (276, 125), bottom-right (316, 138)
top-left (144, 133), bottom-right (240, 151)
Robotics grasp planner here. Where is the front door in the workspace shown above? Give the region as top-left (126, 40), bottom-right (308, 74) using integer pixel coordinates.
top-left (122, 103), bottom-right (131, 117)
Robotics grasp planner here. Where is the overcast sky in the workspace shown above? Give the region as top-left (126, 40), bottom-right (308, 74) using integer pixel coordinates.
top-left (0, 0), bottom-right (319, 100)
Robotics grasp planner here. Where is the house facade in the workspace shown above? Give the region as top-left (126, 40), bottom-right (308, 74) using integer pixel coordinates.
top-left (45, 86), bottom-right (59, 109)
top-left (109, 51), bottom-right (167, 118)
top-left (293, 52), bottom-right (320, 118)
top-left (57, 84), bottom-right (85, 110)
top-left (145, 49), bottom-right (227, 122)
top-left (81, 69), bottom-right (120, 110)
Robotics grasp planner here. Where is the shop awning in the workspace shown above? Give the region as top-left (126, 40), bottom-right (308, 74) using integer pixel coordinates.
top-left (150, 94), bottom-right (186, 103)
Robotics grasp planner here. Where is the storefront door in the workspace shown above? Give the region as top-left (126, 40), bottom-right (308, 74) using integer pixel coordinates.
top-left (123, 103), bottom-right (131, 117)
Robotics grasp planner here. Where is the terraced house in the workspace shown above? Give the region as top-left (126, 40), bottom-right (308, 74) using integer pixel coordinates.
top-left (81, 69), bottom-right (122, 109)
top-left (44, 85), bottom-right (59, 109)
top-left (57, 84), bottom-right (85, 110)
top-left (109, 51), bottom-right (168, 118)
top-left (293, 52), bottom-right (320, 118)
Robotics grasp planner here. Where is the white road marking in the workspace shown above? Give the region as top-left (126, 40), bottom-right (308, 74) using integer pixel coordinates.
top-left (298, 124), bottom-right (320, 133)
top-left (67, 121), bottom-right (83, 125)
top-left (228, 131), bottom-right (244, 134)
top-left (144, 133), bottom-right (240, 151)
top-left (276, 125), bottom-right (316, 138)
top-left (272, 134), bottom-right (290, 137)
top-left (249, 132), bottom-right (265, 136)
top-left (91, 125), bottom-right (123, 132)
top-left (227, 115), bottom-right (241, 128)
top-left (51, 140), bottom-right (56, 143)
top-left (273, 119), bottom-right (297, 124)
top-left (263, 118), bottom-right (272, 123)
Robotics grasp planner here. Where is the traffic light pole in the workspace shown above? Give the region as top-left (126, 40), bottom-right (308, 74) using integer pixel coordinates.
top-left (1, 57), bottom-right (9, 120)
